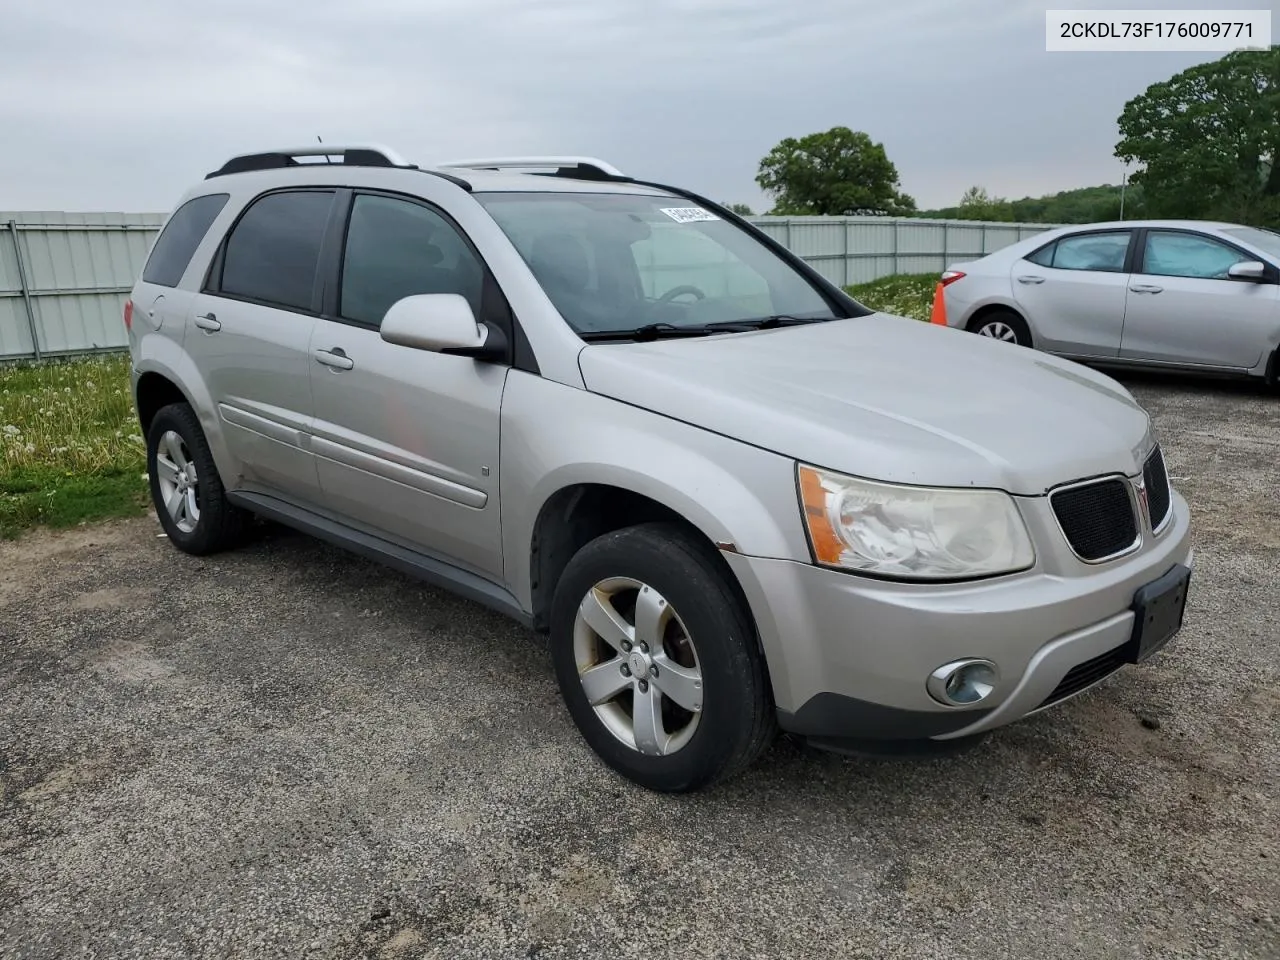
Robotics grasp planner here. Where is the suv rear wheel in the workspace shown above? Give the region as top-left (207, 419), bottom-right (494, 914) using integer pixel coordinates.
top-left (146, 402), bottom-right (246, 555)
top-left (549, 522), bottom-right (777, 792)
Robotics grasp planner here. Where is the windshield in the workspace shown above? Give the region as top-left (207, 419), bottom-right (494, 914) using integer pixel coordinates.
top-left (1221, 226), bottom-right (1280, 261)
top-left (475, 191), bottom-right (842, 335)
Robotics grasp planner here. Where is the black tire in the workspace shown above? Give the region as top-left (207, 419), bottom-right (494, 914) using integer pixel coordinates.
top-left (968, 309), bottom-right (1033, 348)
top-left (549, 522), bottom-right (777, 792)
top-left (146, 402), bottom-right (246, 555)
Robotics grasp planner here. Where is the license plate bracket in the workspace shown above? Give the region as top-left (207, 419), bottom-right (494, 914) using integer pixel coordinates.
top-left (1127, 563), bottom-right (1191, 664)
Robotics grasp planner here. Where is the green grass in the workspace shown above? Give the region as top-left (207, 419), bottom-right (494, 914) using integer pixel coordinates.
top-left (844, 273), bottom-right (938, 322)
top-left (0, 354), bottom-right (148, 538)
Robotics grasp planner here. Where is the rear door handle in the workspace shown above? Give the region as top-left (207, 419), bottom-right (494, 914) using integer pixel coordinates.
top-left (1129, 283), bottom-right (1163, 294)
top-left (1016, 275), bottom-right (1045, 285)
top-left (194, 312), bottom-right (221, 332)
top-left (314, 348), bottom-right (354, 371)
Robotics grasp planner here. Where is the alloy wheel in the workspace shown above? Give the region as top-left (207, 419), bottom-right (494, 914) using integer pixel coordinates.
top-left (572, 577), bottom-right (704, 756)
top-left (154, 430), bottom-right (201, 534)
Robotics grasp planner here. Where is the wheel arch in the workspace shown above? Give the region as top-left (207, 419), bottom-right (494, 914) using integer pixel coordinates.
top-left (526, 482), bottom-right (757, 642)
top-left (135, 370), bottom-right (193, 436)
top-left (131, 348), bottom-right (237, 488)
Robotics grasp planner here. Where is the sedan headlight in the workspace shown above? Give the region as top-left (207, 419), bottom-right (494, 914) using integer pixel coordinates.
top-left (797, 464), bottom-right (1035, 580)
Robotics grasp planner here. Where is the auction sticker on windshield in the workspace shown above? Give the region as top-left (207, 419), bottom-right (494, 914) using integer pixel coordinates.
top-left (660, 207), bottom-right (720, 223)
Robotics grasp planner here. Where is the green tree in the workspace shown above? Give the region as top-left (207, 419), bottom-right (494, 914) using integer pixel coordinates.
top-left (955, 185), bottom-right (1010, 221)
top-left (756, 127), bottom-right (916, 216)
top-left (1116, 46), bottom-right (1280, 224)
top-left (723, 202), bottom-right (755, 216)
top-left (918, 184), bottom-right (1144, 224)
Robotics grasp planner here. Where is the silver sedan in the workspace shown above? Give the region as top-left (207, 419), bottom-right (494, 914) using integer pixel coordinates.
top-left (942, 220), bottom-right (1280, 383)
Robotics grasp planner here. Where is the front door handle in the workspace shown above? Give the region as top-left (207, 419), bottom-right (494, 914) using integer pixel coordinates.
top-left (314, 348), bottom-right (354, 371)
top-left (1129, 283), bottom-right (1164, 294)
top-left (194, 312), bottom-right (221, 332)
top-left (1016, 275), bottom-right (1045, 285)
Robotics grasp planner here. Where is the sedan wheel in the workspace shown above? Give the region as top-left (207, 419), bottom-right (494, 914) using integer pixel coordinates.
top-left (970, 310), bottom-right (1032, 347)
top-left (977, 320), bottom-right (1018, 343)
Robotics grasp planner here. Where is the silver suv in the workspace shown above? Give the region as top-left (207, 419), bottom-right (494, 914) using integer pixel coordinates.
top-left (126, 145), bottom-right (1193, 792)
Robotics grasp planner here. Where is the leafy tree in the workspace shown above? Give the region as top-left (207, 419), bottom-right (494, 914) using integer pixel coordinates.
top-left (1115, 46), bottom-right (1280, 224)
top-left (723, 203), bottom-right (755, 216)
top-left (756, 127), bottom-right (916, 216)
top-left (955, 186), bottom-right (1009, 221)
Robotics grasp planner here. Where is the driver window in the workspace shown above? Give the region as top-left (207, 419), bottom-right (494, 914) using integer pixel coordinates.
top-left (340, 194), bottom-right (485, 327)
top-left (1141, 231), bottom-right (1250, 280)
top-left (630, 223), bottom-right (771, 304)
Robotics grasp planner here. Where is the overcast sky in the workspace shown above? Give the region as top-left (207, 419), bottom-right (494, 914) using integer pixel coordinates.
top-left (0, 0), bottom-right (1268, 214)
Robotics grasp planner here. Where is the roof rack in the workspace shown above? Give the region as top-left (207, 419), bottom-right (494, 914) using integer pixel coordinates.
top-left (436, 156), bottom-right (627, 181)
top-left (205, 144), bottom-right (415, 179)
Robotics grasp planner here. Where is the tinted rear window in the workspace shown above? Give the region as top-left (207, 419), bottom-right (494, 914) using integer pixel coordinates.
top-left (219, 191), bottom-right (334, 311)
top-left (142, 194), bottom-right (229, 287)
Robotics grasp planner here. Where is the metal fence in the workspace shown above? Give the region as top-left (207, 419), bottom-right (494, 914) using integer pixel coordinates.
top-left (0, 211), bottom-right (1061, 361)
top-left (749, 216), bottom-right (1061, 287)
top-left (1, 212), bottom-right (165, 360)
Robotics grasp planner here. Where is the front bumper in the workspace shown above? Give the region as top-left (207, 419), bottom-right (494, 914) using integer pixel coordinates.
top-left (722, 490), bottom-right (1193, 745)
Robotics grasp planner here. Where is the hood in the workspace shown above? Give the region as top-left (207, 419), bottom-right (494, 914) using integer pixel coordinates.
top-left (576, 314), bottom-right (1154, 496)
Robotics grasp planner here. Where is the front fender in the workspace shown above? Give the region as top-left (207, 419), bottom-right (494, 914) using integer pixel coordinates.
top-left (498, 371), bottom-right (812, 612)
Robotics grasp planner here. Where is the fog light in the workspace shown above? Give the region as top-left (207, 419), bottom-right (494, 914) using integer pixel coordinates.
top-left (928, 659), bottom-right (998, 707)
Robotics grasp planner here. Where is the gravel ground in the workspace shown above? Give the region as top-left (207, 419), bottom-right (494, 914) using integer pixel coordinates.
top-left (1, 374), bottom-right (1277, 960)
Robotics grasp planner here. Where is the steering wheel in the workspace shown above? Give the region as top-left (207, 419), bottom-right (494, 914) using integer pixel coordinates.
top-left (657, 284), bottom-right (707, 303)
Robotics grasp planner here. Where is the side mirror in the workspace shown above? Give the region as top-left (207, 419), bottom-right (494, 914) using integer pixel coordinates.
top-left (1227, 260), bottom-right (1267, 281)
top-left (379, 294), bottom-right (507, 360)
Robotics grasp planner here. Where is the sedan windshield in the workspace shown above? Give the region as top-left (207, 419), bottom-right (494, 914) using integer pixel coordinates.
top-left (475, 191), bottom-right (843, 336)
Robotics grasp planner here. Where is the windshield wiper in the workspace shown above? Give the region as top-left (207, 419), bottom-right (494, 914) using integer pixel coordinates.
top-left (702, 314), bottom-right (829, 332)
top-left (578, 322), bottom-right (716, 343)
top-left (578, 315), bottom-right (830, 343)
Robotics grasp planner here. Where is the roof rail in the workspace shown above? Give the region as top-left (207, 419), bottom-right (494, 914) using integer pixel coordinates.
top-left (436, 156), bottom-right (627, 180)
top-left (206, 144), bottom-right (414, 179)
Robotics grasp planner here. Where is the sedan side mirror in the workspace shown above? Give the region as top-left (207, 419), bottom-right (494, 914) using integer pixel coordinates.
top-left (1227, 260), bottom-right (1267, 282)
top-left (380, 294), bottom-right (507, 360)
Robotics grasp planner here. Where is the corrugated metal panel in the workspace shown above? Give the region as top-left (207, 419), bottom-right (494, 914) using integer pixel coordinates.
top-left (0, 213), bottom-right (161, 359)
top-left (896, 223), bottom-right (945, 255)
top-left (32, 294), bottom-right (130, 353)
top-left (846, 256), bottom-right (897, 286)
top-left (0, 211), bottom-right (1068, 360)
top-left (897, 255), bottom-right (948, 276)
top-left (0, 300), bottom-right (36, 359)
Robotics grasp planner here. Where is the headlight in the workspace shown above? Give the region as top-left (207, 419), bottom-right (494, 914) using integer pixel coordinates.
top-left (797, 464), bottom-right (1035, 580)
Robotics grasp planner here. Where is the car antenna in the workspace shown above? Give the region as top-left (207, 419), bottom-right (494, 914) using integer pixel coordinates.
top-left (317, 135), bottom-right (333, 163)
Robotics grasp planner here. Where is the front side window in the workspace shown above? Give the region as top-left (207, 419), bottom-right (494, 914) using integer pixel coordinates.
top-left (475, 192), bottom-right (837, 334)
top-left (340, 194), bottom-right (485, 327)
top-left (143, 193), bottom-right (229, 287)
top-left (1142, 231), bottom-right (1250, 280)
top-left (1049, 232), bottom-right (1131, 272)
top-left (1222, 226), bottom-right (1280, 261)
top-left (218, 190), bottom-right (334, 311)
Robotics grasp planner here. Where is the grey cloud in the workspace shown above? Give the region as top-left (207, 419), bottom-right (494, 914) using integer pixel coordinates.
top-left (0, 0), bottom-right (1245, 213)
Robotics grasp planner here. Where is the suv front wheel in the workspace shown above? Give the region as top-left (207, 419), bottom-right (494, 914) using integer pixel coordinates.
top-left (549, 522), bottom-right (777, 792)
top-left (146, 402), bottom-right (246, 555)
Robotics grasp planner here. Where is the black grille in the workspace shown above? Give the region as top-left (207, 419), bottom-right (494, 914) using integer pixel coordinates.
top-left (1051, 478), bottom-right (1138, 561)
top-left (1037, 643), bottom-right (1128, 709)
top-left (1143, 446), bottom-right (1171, 530)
